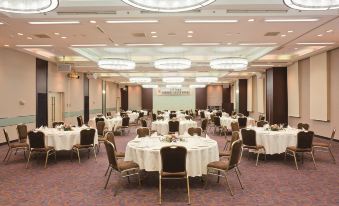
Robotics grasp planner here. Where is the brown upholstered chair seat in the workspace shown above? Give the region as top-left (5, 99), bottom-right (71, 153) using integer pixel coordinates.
top-left (98, 136), bottom-right (107, 142)
top-left (207, 160), bottom-right (229, 170)
top-left (10, 142), bottom-right (28, 148)
top-left (243, 145), bottom-right (265, 150)
top-left (286, 146), bottom-right (312, 152)
top-left (116, 152), bottom-right (125, 158)
top-left (73, 144), bottom-right (93, 149)
top-left (161, 171), bottom-right (186, 177)
top-left (312, 142), bottom-right (329, 147)
top-left (117, 160), bottom-right (139, 171)
top-left (31, 146), bottom-right (54, 151)
top-left (219, 151), bottom-right (231, 157)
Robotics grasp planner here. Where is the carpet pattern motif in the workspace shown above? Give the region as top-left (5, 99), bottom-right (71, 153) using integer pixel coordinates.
top-left (0, 120), bottom-right (338, 206)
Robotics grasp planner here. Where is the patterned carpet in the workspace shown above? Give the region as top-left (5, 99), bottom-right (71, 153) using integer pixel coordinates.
top-left (0, 121), bottom-right (338, 206)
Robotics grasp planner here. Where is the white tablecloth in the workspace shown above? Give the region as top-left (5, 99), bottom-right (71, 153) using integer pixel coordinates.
top-left (151, 120), bottom-right (198, 135)
top-left (117, 112), bottom-right (139, 123)
top-left (36, 126), bottom-right (98, 151)
top-left (220, 117), bottom-right (256, 128)
top-left (88, 116), bottom-right (122, 131)
top-left (124, 135), bottom-right (219, 177)
top-left (246, 127), bottom-right (299, 155)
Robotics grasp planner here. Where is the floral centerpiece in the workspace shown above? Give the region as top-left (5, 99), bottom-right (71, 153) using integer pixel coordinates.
top-left (64, 125), bottom-right (73, 131)
top-left (161, 134), bottom-right (184, 143)
top-left (231, 115), bottom-right (237, 119)
top-left (267, 124), bottom-right (283, 131)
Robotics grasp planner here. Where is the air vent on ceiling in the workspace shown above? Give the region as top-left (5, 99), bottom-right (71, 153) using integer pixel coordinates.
top-left (264, 32), bottom-right (280, 36)
top-left (132, 33), bottom-right (146, 38)
top-left (57, 11), bottom-right (117, 15)
top-left (168, 32), bottom-right (176, 36)
top-left (227, 9), bottom-right (288, 14)
top-left (34, 34), bottom-right (51, 39)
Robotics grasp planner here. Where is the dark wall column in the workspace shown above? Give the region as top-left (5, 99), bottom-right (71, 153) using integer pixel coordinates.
top-left (141, 88), bottom-right (153, 111)
top-left (195, 88), bottom-right (207, 110)
top-left (120, 86), bottom-right (128, 111)
top-left (36, 58), bottom-right (48, 127)
top-left (83, 74), bottom-right (89, 124)
top-left (266, 67), bottom-right (288, 124)
top-left (222, 86), bottom-right (233, 114)
top-left (238, 79), bottom-right (248, 116)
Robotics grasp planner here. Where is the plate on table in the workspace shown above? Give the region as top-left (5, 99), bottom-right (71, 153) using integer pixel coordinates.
top-left (131, 139), bottom-right (142, 143)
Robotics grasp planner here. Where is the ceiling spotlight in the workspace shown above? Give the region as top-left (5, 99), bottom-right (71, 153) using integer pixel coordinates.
top-left (17, 33), bottom-right (23, 36)
top-left (281, 34), bottom-right (286, 37)
top-left (283, 0), bottom-right (339, 10)
top-left (98, 58), bottom-right (135, 70)
top-left (163, 77), bottom-right (185, 83)
top-left (248, 19), bottom-right (255, 22)
top-left (317, 34), bottom-right (323, 37)
top-left (154, 58), bottom-right (191, 70)
top-left (0, 0), bottom-right (59, 14)
top-left (54, 32), bottom-right (60, 35)
top-left (187, 35), bottom-right (193, 38)
top-left (121, 0), bottom-right (215, 12)
top-left (288, 30), bottom-right (294, 33)
top-left (210, 57), bottom-right (248, 71)
top-left (129, 77), bottom-right (152, 83)
top-left (187, 31), bottom-right (194, 34)
top-left (326, 29), bottom-right (333, 33)
top-left (89, 20), bottom-right (97, 24)
top-left (61, 36), bottom-right (67, 39)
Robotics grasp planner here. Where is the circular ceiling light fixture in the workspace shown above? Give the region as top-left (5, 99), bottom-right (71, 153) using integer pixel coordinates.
top-left (121, 0), bottom-right (215, 12)
top-left (210, 57), bottom-right (248, 71)
top-left (283, 0), bottom-right (339, 10)
top-left (0, 0), bottom-right (59, 14)
top-left (98, 58), bottom-right (135, 70)
top-left (154, 58), bottom-right (191, 70)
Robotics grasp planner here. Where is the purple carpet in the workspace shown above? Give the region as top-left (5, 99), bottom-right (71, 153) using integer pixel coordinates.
top-left (0, 121), bottom-right (338, 206)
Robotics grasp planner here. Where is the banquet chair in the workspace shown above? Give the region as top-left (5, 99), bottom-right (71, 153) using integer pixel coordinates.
top-left (138, 112), bottom-right (144, 124)
top-left (104, 132), bottom-right (125, 176)
top-left (297, 123), bottom-right (310, 130)
top-left (137, 127), bottom-right (150, 138)
top-left (157, 116), bottom-right (164, 121)
top-left (169, 113), bottom-right (177, 119)
top-left (106, 112), bottom-right (112, 117)
top-left (120, 112), bottom-right (127, 117)
top-left (52, 121), bottom-right (64, 128)
top-left (71, 128), bottom-right (97, 164)
top-left (95, 117), bottom-right (105, 126)
top-left (200, 111), bottom-right (206, 119)
top-left (258, 114), bottom-right (265, 121)
top-left (104, 141), bottom-right (140, 194)
top-left (205, 139), bottom-right (244, 196)
top-left (77, 116), bottom-right (84, 127)
top-left (159, 146), bottom-right (190, 204)
top-left (26, 131), bottom-right (56, 168)
top-left (312, 129), bottom-right (336, 163)
top-left (231, 111), bottom-right (237, 116)
top-left (238, 117), bottom-right (247, 129)
top-left (152, 113), bottom-right (157, 121)
top-left (96, 121), bottom-right (107, 152)
top-left (257, 121), bottom-right (268, 127)
top-left (237, 113), bottom-right (244, 117)
top-left (201, 119), bottom-right (208, 136)
top-left (187, 127), bottom-right (202, 136)
top-left (168, 121), bottom-right (179, 134)
top-left (119, 116), bottom-right (130, 135)
top-left (285, 131), bottom-right (316, 170)
top-left (3, 129), bottom-right (28, 163)
top-left (185, 116), bottom-right (193, 120)
top-left (17, 124), bottom-right (28, 143)
top-left (213, 116), bottom-right (222, 135)
top-left (216, 111), bottom-right (222, 117)
top-left (231, 122), bottom-right (240, 132)
top-left (141, 119), bottom-right (147, 127)
top-left (241, 129), bottom-right (266, 166)
top-left (220, 131), bottom-right (240, 157)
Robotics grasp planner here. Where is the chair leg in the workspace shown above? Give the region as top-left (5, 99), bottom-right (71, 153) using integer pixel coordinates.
top-left (105, 164), bottom-right (111, 176)
top-left (93, 147), bottom-right (97, 162)
top-left (104, 168), bottom-right (113, 189)
top-left (76, 148), bottom-right (81, 164)
top-left (217, 171), bottom-right (220, 183)
top-left (3, 148), bottom-right (10, 162)
top-left (256, 151), bottom-right (260, 166)
top-left (224, 174), bottom-right (234, 196)
top-left (186, 176), bottom-right (191, 205)
top-left (138, 170), bottom-right (141, 186)
top-left (235, 168), bottom-right (244, 189)
top-left (127, 171), bottom-right (130, 184)
top-left (293, 152), bottom-right (298, 170)
top-left (328, 147), bottom-right (336, 163)
top-left (6, 149), bottom-right (13, 164)
top-left (44, 150), bottom-right (50, 168)
top-left (159, 175), bottom-right (162, 205)
top-left (310, 151), bottom-right (317, 169)
top-left (26, 151), bottom-right (32, 168)
top-left (236, 166), bottom-right (242, 176)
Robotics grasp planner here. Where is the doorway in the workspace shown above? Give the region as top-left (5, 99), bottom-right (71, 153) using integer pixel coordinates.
top-left (48, 92), bottom-right (64, 127)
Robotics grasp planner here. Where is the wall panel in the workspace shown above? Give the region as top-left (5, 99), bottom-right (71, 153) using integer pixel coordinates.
top-left (287, 62), bottom-right (300, 117)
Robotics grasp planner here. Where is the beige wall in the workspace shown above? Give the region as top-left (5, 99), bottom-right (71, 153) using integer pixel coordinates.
top-left (207, 85), bottom-right (223, 107)
top-left (106, 81), bottom-right (119, 114)
top-left (128, 85), bottom-right (142, 110)
top-left (249, 75), bottom-right (266, 120)
top-left (289, 48), bottom-right (339, 139)
top-left (89, 79), bottom-right (102, 118)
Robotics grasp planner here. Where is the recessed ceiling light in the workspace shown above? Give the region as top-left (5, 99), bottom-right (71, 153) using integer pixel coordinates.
top-left (28, 21), bottom-right (80, 25)
top-left (105, 20), bottom-right (159, 24)
top-left (114, 43), bottom-right (119, 46)
top-left (248, 19), bottom-right (255, 22)
top-left (0, 22), bottom-right (4, 25)
top-left (317, 34), bottom-right (323, 37)
top-left (265, 18), bottom-right (319, 22)
top-left (185, 19), bottom-right (238, 23)
top-left (125, 43), bottom-right (164, 46)
top-left (281, 34), bottom-right (286, 37)
top-left (54, 32), bottom-right (60, 35)
top-left (326, 29), bottom-right (333, 33)
top-left (89, 20), bottom-right (96, 24)
top-left (27, 37), bottom-right (32, 40)
top-left (70, 44), bottom-right (107, 47)
top-left (17, 33), bottom-right (23, 36)
top-left (61, 36), bottom-right (67, 39)
top-left (239, 43), bottom-right (277, 46)
top-left (4, 44), bottom-right (9, 47)
top-left (288, 30), bottom-right (294, 33)
top-left (187, 35), bottom-right (193, 38)
top-left (16, 45), bottom-right (53, 47)
top-left (0, 0), bottom-right (58, 14)
top-left (294, 48), bottom-right (298, 50)
top-left (296, 42), bottom-right (335, 45)
top-left (187, 31), bottom-right (194, 34)
top-left (181, 43), bottom-right (220, 46)
top-left (151, 35), bottom-right (158, 38)
top-left (151, 31), bottom-right (157, 34)
top-left (226, 42), bottom-right (232, 45)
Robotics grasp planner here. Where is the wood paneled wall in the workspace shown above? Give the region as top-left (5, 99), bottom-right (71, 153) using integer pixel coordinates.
top-left (36, 58), bottom-right (48, 127)
top-left (222, 87), bottom-right (233, 114)
top-left (195, 88), bottom-right (207, 109)
top-left (141, 88), bottom-right (153, 111)
top-left (266, 67), bottom-right (288, 124)
top-left (238, 79), bottom-right (248, 115)
top-left (120, 86), bottom-right (128, 111)
top-left (83, 75), bottom-right (89, 123)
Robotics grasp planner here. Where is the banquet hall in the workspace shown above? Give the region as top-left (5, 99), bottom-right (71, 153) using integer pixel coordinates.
top-left (0, 0), bottom-right (338, 205)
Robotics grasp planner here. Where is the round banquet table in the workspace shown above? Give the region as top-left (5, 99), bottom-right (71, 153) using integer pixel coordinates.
top-left (151, 120), bottom-right (198, 135)
top-left (124, 135), bottom-right (219, 177)
top-left (220, 117), bottom-right (256, 128)
top-left (36, 126), bottom-right (99, 151)
top-left (247, 127), bottom-right (299, 155)
top-left (89, 116), bottom-right (122, 131)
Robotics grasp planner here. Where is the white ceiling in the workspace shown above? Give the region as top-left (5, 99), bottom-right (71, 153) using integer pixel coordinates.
top-left (0, 0), bottom-right (338, 84)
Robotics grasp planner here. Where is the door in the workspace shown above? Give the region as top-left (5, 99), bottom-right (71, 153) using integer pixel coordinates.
top-left (48, 92), bottom-right (64, 127)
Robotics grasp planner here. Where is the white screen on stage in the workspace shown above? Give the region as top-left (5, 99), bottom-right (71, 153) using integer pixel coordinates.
top-left (152, 88), bottom-right (196, 111)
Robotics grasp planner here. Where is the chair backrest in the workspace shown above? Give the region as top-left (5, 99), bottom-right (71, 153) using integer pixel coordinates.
top-left (77, 116), bottom-right (84, 127)
top-left (157, 116), bottom-right (164, 121)
top-left (231, 111), bottom-right (237, 116)
top-left (105, 131), bottom-right (117, 152)
top-left (80, 128), bottom-right (96, 145)
top-left (160, 146), bottom-right (187, 174)
top-left (201, 119), bottom-right (207, 131)
top-left (214, 116), bottom-right (221, 126)
top-left (238, 117), bottom-right (247, 128)
top-left (257, 120), bottom-right (268, 127)
top-left (228, 139), bottom-right (243, 169)
top-left (137, 127), bottom-right (150, 137)
top-left (258, 114), bottom-right (265, 121)
top-left (95, 117), bottom-right (105, 125)
top-left (329, 128), bottom-right (336, 146)
top-left (231, 122), bottom-right (240, 132)
top-left (168, 121), bottom-right (179, 133)
top-left (303, 123), bottom-right (310, 130)
top-left (3, 129), bottom-right (10, 147)
top-left (216, 111), bottom-right (222, 117)
top-left (28, 131), bottom-right (45, 149)
top-left (152, 113), bottom-right (157, 121)
top-left (297, 123), bottom-right (303, 129)
top-left (187, 127), bottom-right (202, 136)
top-left (237, 113), bottom-right (244, 117)
top-left (122, 117), bottom-right (130, 126)
top-left (138, 112), bottom-right (144, 118)
top-left (231, 131), bottom-right (240, 144)
top-left (52, 121), bottom-right (64, 128)
top-left (200, 111), bottom-right (205, 119)
top-left (297, 131), bottom-right (314, 149)
top-left (96, 121), bottom-right (105, 136)
top-left (17, 124), bottom-right (28, 141)
top-left (210, 114), bottom-right (215, 123)
top-left (185, 116), bottom-right (192, 120)
top-left (169, 113), bottom-right (176, 119)
top-left (104, 140), bottom-right (119, 171)
top-left (141, 119), bottom-right (147, 127)
top-left (241, 129), bottom-right (256, 147)
top-left (106, 112), bottom-right (112, 117)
